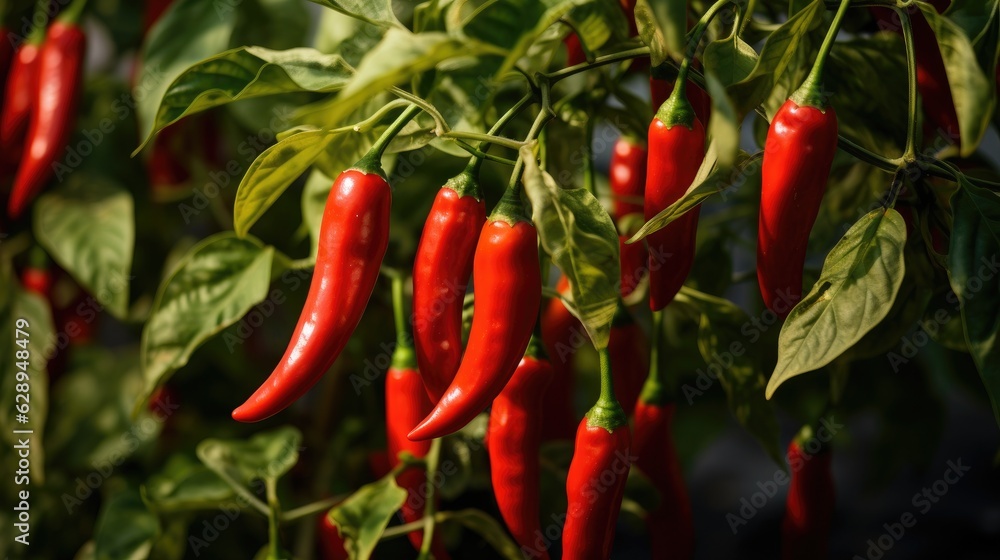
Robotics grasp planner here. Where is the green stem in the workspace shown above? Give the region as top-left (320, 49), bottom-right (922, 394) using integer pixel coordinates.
top-left (792, 0), bottom-right (851, 108)
top-left (443, 130), bottom-right (524, 151)
top-left (583, 117), bottom-right (596, 196)
top-left (639, 309), bottom-right (667, 405)
top-left (884, 168), bottom-right (906, 208)
top-left (897, 5), bottom-right (919, 160)
top-left (417, 438), bottom-right (442, 560)
top-left (27, 0), bottom-right (47, 43)
top-left (586, 347), bottom-right (627, 432)
top-left (452, 139), bottom-right (518, 166)
top-left (470, 93), bottom-right (535, 175)
top-left (266, 480), bottom-right (281, 559)
top-left (58, 0), bottom-right (88, 24)
top-left (507, 84), bottom-right (554, 191)
top-left (390, 274), bottom-right (417, 369)
top-left (281, 496), bottom-right (345, 523)
top-left (390, 87), bottom-right (448, 134)
top-left (352, 99), bottom-right (411, 133)
top-left (381, 520), bottom-right (428, 540)
top-left (370, 104), bottom-right (421, 160)
top-left (545, 46), bottom-right (651, 82)
top-left (213, 469), bottom-right (270, 517)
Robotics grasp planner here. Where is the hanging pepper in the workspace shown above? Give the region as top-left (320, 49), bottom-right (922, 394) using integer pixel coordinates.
top-left (488, 336), bottom-right (552, 559)
top-left (7, 1), bottom-right (87, 218)
top-left (412, 167), bottom-right (486, 402)
top-left (540, 276), bottom-right (582, 442)
top-left (408, 187), bottom-right (541, 441)
top-left (645, 77), bottom-right (706, 311)
top-left (781, 436), bottom-right (835, 560)
top-left (610, 137), bottom-right (646, 220)
top-left (608, 303), bottom-right (647, 417)
top-left (618, 232), bottom-right (646, 299)
top-left (385, 276), bottom-right (451, 559)
top-left (757, 0), bottom-right (849, 317)
top-left (233, 106), bottom-right (420, 422)
top-left (0, 6), bottom-right (45, 178)
top-left (562, 347), bottom-right (631, 560)
top-left (631, 311), bottom-right (693, 558)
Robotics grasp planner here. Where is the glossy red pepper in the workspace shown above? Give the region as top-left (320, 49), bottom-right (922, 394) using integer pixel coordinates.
top-left (540, 276), bottom-right (582, 442)
top-left (608, 305), bottom-right (647, 417)
top-left (233, 165), bottom-right (391, 422)
top-left (645, 88), bottom-right (706, 311)
top-left (781, 440), bottom-right (835, 560)
top-left (757, 98), bottom-right (838, 317)
top-left (317, 513), bottom-right (349, 560)
top-left (7, 15), bottom-right (86, 218)
top-left (610, 137), bottom-right (646, 220)
top-left (408, 190), bottom-right (541, 441)
top-left (487, 338), bottom-right (552, 559)
top-left (0, 37), bottom-right (41, 175)
top-left (632, 401), bottom-right (693, 558)
top-left (562, 349), bottom-right (631, 560)
top-left (412, 170), bottom-right (486, 402)
top-left (385, 349), bottom-right (451, 558)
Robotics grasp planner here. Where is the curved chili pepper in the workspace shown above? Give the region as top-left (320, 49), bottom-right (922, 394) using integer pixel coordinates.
top-left (408, 189), bottom-right (541, 441)
top-left (488, 336), bottom-right (552, 559)
top-left (608, 304), bottom-right (647, 417)
top-left (385, 344), bottom-right (451, 558)
top-left (645, 89), bottom-right (706, 311)
top-left (232, 166), bottom-right (391, 422)
top-left (610, 137), bottom-right (646, 220)
top-left (317, 513), bottom-right (349, 560)
top-left (0, 36), bottom-right (41, 175)
top-left (781, 439), bottom-right (834, 560)
top-left (7, 16), bottom-right (86, 218)
top-left (412, 170), bottom-right (486, 402)
top-left (562, 348), bottom-right (631, 560)
top-left (540, 277), bottom-right (582, 442)
top-left (757, 98), bottom-right (838, 317)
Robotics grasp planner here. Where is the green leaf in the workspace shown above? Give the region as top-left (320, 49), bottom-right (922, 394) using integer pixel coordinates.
top-left (33, 176), bottom-right (134, 320)
top-left (94, 488), bottom-right (158, 560)
top-left (197, 426), bottom-right (303, 487)
top-left (674, 287), bottom-right (782, 465)
top-left (303, 169), bottom-right (336, 260)
top-left (635, 0), bottom-right (684, 66)
top-left (704, 31), bottom-right (758, 88)
top-left (329, 474), bottom-right (408, 560)
top-left (0, 273), bottom-right (54, 483)
top-left (766, 209), bottom-right (908, 398)
top-left (920, 3), bottom-right (996, 155)
top-left (139, 233), bottom-right (276, 410)
top-left (635, 0), bottom-right (667, 67)
top-left (629, 147), bottom-right (758, 242)
top-left (138, 47), bottom-right (354, 152)
top-left (306, 0), bottom-right (401, 28)
top-left (143, 455), bottom-right (236, 514)
top-left (521, 145), bottom-right (619, 350)
top-left (438, 509), bottom-right (524, 560)
top-left (234, 129), bottom-right (337, 237)
top-left (948, 179), bottom-right (1000, 425)
top-left (728, 0), bottom-right (826, 117)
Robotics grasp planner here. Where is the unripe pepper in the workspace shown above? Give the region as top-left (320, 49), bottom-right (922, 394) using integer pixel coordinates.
top-left (562, 348), bottom-right (631, 560)
top-left (631, 310), bottom-right (693, 558)
top-left (385, 278), bottom-right (451, 559)
top-left (233, 165), bottom-right (391, 422)
top-left (412, 168), bottom-right (486, 402)
top-left (608, 303), bottom-right (647, 417)
top-left (781, 438), bottom-right (835, 560)
top-left (645, 85), bottom-right (706, 311)
top-left (7, 8), bottom-right (86, 218)
top-left (610, 137), bottom-right (646, 220)
top-left (408, 188), bottom-right (541, 441)
top-left (540, 276), bottom-right (582, 442)
top-left (488, 336), bottom-right (552, 559)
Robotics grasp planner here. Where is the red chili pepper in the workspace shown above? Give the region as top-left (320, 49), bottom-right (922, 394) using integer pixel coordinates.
top-left (317, 513), bottom-right (349, 560)
top-left (233, 165), bottom-right (391, 422)
top-left (0, 36), bottom-right (41, 176)
top-left (412, 170), bottom-right (486, 402)
top-left (649, 74), bottom-right (711, 126)
top-left (565, 33), bottom-right (585, 67)
top-left (408, 189), bottom-right (541, 441)
top-left (781, 440), bottom-right (834, 560)
top-left (618, 234), bottom-right (645, 300)
top-left (610, 137), bottom-right (646, 220)
top-left (562, 348), bottom-right (631, 560)
top-left (21, 266), bottom-right (53, 298)
top-left (540, 276), bottom-right (582, 442)
top-left (488, 337), bottom-right (552, 559)
top-left (632, 400), bottom-right (693, 558)
top-left (645, 88), bottom-right (706, 311)
top-left (608, 304), bottom-right (647, 418)
top-left (385, 345), bottom-right (450, 558)
top-left (757, 98), bottom-right (838, 317)
top-left (7, 14), bottom-right (86, 218)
